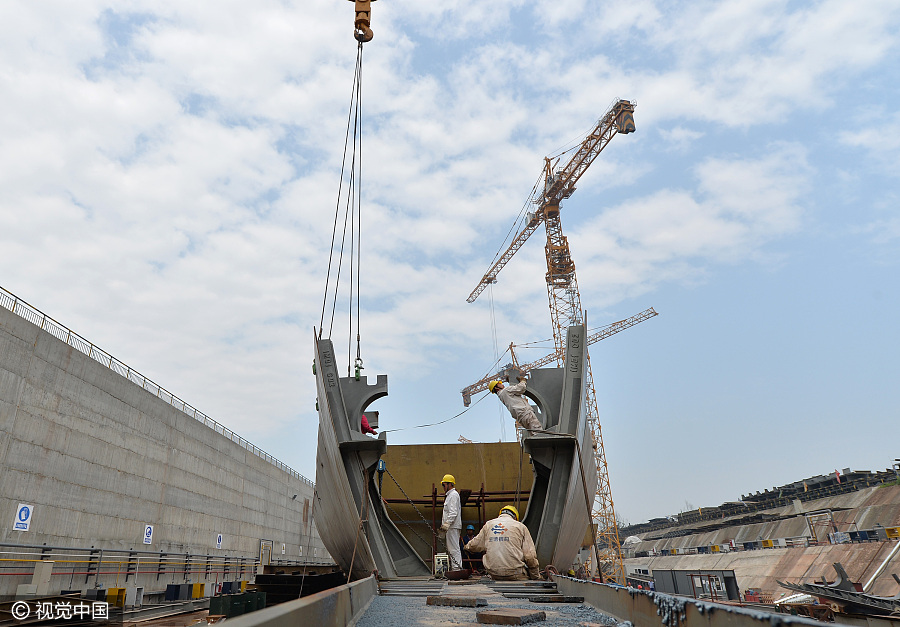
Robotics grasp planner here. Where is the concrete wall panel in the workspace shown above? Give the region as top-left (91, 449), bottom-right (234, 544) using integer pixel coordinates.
top-left (0, 303), bottom-right (328, 596)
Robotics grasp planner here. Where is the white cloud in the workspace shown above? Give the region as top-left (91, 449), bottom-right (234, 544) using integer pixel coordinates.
top-left (840, 113), bottom-right (900, 167)
top-left (572, 145), bottom-right (812, 305)
top-left (604, 0), bottom-right (900, 127)
top-left (659, 126), bottom-right (705, 151)
top-left (1, 0), bottom-right (897, 499)
top-left (387, 0), bottom-right (526, 41)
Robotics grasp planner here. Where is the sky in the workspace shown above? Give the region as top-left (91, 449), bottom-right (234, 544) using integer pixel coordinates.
top-left (1, 0), bottom-right (898, 525)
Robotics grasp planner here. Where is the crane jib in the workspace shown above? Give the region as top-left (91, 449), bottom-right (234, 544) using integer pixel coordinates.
top-left (466, 100), bottom-right (636, 305)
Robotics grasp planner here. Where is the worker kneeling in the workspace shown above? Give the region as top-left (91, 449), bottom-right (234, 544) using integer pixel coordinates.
top-left (464, 505), bottom-right (540, 581)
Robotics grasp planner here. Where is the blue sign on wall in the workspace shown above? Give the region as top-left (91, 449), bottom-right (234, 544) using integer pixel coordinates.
top-left (13, 504), bottom-right (33, 531)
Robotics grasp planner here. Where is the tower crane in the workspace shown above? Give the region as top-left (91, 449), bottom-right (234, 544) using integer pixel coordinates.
top-left (466, 99), bottom-right (637, 583)
top-left (461, 307), bottom-right (657, 407)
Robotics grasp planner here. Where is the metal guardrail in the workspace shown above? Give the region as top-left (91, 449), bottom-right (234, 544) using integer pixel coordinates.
top-left (0, 543), bottom-right (257, 584)
top-left (0, 285), bottom-right (313, 488)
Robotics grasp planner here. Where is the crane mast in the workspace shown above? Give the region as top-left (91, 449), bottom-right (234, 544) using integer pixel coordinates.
top-left (466, 99), bottom-right (637, 583)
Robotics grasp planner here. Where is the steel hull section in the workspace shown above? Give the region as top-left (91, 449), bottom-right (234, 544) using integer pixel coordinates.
top-left (522, 324), bottom-right (598, 571)
top-left (313, 339), bottom-right (376, 579)
top-left (313, 334), bottom-right (430, 580)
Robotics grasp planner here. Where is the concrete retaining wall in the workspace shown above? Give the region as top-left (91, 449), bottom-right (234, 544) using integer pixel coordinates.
top-left (625, 540), bottom-right (900, 599)
top-left (0, 304), bottom-right (328, 596)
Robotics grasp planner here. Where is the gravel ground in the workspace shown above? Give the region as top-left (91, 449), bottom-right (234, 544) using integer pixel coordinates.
top-left (355, 594), bottom-right (633, 627)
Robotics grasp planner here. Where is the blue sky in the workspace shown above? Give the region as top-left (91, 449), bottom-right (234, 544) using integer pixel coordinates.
top-left (1, 0), bottom-right (898, 524)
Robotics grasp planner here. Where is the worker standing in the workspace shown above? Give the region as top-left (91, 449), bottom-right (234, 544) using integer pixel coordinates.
top-left (489, 378), bottom-right (542, 431)
top-left (439, 474), bottom-right (463, 571)
top-left (465, 505), bottom-right (540, 581)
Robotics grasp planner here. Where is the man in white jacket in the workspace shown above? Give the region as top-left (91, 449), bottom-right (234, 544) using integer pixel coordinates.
top-left (489, 377), bottom-right (542, 430)
top-left (464, 505), bottom-right (540, 581)
top-left (440, 474), bottom-right (462, 571)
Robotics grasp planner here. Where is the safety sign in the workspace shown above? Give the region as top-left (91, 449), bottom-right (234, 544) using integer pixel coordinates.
top-left (143, 524), bottom-right (154, 545)
top-left (13, 504), bottom-right (34, 531)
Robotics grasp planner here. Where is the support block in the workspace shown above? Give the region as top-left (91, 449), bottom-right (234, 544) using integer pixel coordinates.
top-left (528, 595), bottom-right (584, 603)
top-left (476, 608), bottom-right (546, 624)
top-left (426, 596), bottom-right (488, 607)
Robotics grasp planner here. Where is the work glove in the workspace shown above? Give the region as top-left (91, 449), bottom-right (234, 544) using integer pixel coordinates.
top-left (440, 523), bottom-right (449, 532)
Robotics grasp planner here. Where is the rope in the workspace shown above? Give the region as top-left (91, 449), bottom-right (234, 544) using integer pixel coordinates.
top-left (355, 47), bottom-right (363, 372)
top-left (381, 499), bottom-right (434, 551)
top-left (346, 42), bottom-right (364, 372)
top-left (515, 442), bottom-right (524, 514)
top-left (346, 468), bottom-right (371, 584)
top-left (320, 40), bottom-right (367, 380)
top-left (484, 173), bottom-right (543, 270)
top-left (380, 392), bottom-right (488, 433)
top-left (488, 283), bottom-right (506, 441)
top-left (384, 468), bottom-right (436, 534)
top-left (320, 42), bottom-right (364, 338)
top-left (573, 435), bottom-right (602, 580)
top-left (300, 489), bottom-right (320, 594)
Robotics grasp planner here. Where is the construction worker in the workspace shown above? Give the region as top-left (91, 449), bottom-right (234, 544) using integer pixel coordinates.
top-left (464, 505), bottom-right (540, 581)
top-left (462, 524), bottom-right (477, 547)
top-left (439, 474), bottom-right (462, 571)
top-left (489, 377), bottom-right (542, 431)
top-left (461, 524), bottom-right (482, 570)
top-left (360, 414), bottom-right (377, 435)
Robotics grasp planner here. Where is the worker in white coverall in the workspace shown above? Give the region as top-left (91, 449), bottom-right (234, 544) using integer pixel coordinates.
top-left (489, 378), bottom-right (542, 430)
top-left (439, 474), bottom-right (463, 571)
top-left (464, 505), bottom-right (541, 581)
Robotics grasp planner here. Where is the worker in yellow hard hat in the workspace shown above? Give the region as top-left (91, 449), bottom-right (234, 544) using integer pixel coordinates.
top-left (439, 474), bottom-right (462, 571)
top-left (489, 376), bottom-right (542, 431)
top-left (464, 505), bottom-right (540, 581)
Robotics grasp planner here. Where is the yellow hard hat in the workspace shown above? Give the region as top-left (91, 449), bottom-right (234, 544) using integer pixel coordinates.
top-left (441, 474), bottom-right (455, 485)
top-left (500, 505), bottom-right (519, 521)
top-left (488, 380), bottom-right (501, 393)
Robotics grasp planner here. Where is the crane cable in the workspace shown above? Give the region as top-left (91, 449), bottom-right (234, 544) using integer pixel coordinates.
top-left (320, 41), bottom-right (366, 379)
top-left (380, 392), bottom-right (489, 434)
top-left (488, 282), bottom-right (506, 441)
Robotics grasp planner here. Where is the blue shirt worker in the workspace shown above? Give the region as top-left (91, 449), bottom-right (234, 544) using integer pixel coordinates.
top-left (461, 524), bottom-right (481, 566)
top-left (464, 505), bottom-right (540, 581)
top-left (440, 474), bottom-right (462, 571)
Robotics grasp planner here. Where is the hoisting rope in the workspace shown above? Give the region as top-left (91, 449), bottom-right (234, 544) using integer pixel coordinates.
top-left (300, 488), bottom-right (320, 594)
top-left (379, 392), bottom-right (489, 434)
top-left (346, 467), bottom-right (371, 584)
top-left (384, 467), bottom-right (436, 535)
top-left (319, 41), bottom-right (366, 378)
top-left (488, 283), bottom-right (507, 442)
top-left (379, 468), bottom-right (436, 552)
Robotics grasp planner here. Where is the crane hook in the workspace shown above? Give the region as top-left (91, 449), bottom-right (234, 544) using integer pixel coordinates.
top-left (349, 0), bottom-right (376, 43)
